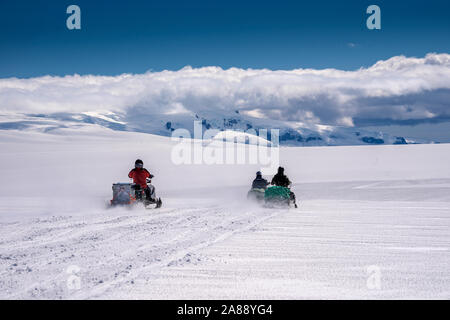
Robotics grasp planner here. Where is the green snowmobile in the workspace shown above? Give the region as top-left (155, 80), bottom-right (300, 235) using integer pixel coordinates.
top-left (264, 186), bottom-right (297, 208)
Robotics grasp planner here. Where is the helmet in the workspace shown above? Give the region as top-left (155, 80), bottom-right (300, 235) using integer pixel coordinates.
top-left (256, 171), bottom-right (262, 177)
top-left (135, 159), bottom-right (143, 168)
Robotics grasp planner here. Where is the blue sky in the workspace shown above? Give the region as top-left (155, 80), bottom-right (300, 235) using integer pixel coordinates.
top-left (0, 0), bottom-right (449, 77)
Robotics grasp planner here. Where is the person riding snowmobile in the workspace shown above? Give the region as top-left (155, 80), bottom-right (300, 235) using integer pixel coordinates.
top-left (271, 166), bottom-right (291, 187)
top-left (252, 171), bottom-right (269, 190)
top-left (271, 166), bottom-right (298, 208)
top-left (247, 171), bottom-right (269, 202)
top-left (128, 159), bottom-right (156, 202)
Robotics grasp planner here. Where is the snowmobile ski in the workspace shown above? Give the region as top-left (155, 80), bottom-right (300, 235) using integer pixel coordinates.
top-left (144, 197), bottom-right (162, 209)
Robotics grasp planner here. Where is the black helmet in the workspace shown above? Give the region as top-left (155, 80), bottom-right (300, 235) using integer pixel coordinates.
top-left (135, 159), bottom-right (143, 168)
top-left (256, 171), bottom-right (262, 177)
top-left (278, 166), bottom-right (284, 174)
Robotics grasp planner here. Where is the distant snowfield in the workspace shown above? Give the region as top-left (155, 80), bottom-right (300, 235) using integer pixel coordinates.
top-left (0, 126), bottom-right (449, 299)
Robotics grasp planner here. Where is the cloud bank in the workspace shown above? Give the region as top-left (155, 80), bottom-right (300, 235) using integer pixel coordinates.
top-left (1, 53), bottom-right (450, 127)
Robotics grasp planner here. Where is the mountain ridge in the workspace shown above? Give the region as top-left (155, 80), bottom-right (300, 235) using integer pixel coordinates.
top-left (0, 111), bottom-right (433, 146)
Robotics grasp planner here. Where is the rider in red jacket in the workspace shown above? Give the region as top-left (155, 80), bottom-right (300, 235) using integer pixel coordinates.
top-left (128, 159), bottom-right (155, 201)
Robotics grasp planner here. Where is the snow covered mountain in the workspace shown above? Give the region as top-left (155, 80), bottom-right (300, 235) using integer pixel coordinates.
top-left (2, 54), bottom-right (450, 146)
top-left (0, 110), bottom-right (430, 146)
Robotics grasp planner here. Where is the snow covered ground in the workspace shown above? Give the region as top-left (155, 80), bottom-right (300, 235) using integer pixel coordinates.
top-left (0, 126), bottom-right (449, 299)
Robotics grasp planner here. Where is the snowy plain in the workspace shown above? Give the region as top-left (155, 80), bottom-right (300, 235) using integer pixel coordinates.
top-left (0, 125), bottom-right (449, 299)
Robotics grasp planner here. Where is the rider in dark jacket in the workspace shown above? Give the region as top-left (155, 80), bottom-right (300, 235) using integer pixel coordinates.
top-left (271, 167), bottom-right (291, 187)
top-left (252, 171), bottom-right (269, 190)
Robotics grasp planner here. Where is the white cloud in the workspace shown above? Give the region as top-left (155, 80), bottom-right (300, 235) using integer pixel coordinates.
top-left (1, 53), bottom-right (450, 126)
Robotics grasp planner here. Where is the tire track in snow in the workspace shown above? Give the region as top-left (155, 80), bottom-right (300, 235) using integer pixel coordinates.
top-left (0, 204), bottom-right (288, 299)
top-left (72, 207), bottom-right (286, 299)
top-left (0, 207), bottom-right (195, 252)
top-left (0, 207), bottom-right (205, 298)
